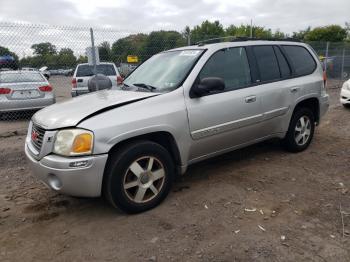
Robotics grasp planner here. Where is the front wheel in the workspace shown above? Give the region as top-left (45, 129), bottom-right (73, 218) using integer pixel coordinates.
top-left (103, 141), bottom-right (175, 213)
top-left (282, 108), bottom-right (315, 152)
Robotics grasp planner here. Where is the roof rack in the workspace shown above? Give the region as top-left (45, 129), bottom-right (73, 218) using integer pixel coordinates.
top-left (196, 36), bottom-right (301, 46)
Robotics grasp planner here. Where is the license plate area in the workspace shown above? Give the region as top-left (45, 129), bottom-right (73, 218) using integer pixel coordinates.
top-left (11, 90), bottom-right (40, 99)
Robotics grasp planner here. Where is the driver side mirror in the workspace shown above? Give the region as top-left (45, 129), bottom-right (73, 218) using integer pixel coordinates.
top-left (191, 77), bottom-right (225, 98)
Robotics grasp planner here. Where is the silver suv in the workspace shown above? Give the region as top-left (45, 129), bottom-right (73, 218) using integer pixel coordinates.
top-left (25, 40), bottom-right (329, 213)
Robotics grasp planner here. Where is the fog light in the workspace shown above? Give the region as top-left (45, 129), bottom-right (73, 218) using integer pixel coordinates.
top-left (47, 174), bottom-right (62, 190)
top-left (69, 160), bottom-right (89, 168)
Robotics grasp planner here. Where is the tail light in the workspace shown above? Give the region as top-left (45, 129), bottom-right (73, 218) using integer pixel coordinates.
top-left (117, 76), bottom-right (124, 85)
top-left (323, 71), bottom-right (327, 88)
top-left (72, 78), bottom-right (77, 88)
top-left (39, 85), bottom-right (53, 92)
top-left (0, 87), bottom-right (11, 94)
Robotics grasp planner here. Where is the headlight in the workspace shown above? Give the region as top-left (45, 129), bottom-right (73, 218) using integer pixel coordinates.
top-left (343, 81), bottom-right (350, 91)
top-left (53, 129), bottom-right (94, 156)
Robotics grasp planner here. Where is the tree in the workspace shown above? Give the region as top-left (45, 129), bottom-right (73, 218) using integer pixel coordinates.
top-left (225, 24), bottom-right (273, 39)
top-left (111, 34), bottom-right (148, 63)
top-left (98, 41), bottom-right (112, 62)
top-left (57, 48), bottom-right (76, 68)
top-left (190, 20), bottom-right (225, 43)
top-left (31, 42), bottom-right (57, 56)
top-left (305, 25), bottom-right (347, 42)
top-left (292, 27), bottom-right (311, 40)
top-left (143, 31), bottom-right (186, 59)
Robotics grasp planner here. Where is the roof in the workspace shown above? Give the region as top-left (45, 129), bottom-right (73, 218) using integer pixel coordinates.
top-left (168, 40), bottom-right (307, 52)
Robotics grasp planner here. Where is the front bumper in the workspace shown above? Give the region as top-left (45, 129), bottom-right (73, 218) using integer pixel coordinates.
top-left (25, 144), bottom-right (108, 197)
top-left (340, 88), bottom-right (350, 105)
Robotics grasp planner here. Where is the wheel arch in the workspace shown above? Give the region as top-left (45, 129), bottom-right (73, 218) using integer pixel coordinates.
top-left (292, 96), bottom-right (320, 123)
top-left (106, 131), bottom-right (182, 172)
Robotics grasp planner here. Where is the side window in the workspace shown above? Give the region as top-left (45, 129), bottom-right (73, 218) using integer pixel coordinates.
top-left (253, 45), bottom-right (280, 82)
top-left (282, 45), bottom-right (316, 76)
top-left (199, 47), bottom-right (251, 91)
top-left (273, 46), bottom-right (291, 78)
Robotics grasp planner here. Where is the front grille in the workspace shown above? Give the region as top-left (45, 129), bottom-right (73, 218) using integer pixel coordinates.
top-left (31, 124), bottom-right (46, 152)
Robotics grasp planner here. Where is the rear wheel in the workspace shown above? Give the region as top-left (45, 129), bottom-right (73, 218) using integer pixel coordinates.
top-left (342, 103), bottom-right (350, 109)
top-left (103, 141), bottom-right (175, 213)
top-left (283, 108), bottom-right (315, 152)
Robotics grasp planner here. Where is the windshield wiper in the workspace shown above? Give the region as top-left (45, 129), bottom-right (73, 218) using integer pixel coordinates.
top-left (133, 83), bottom-right (157, 92)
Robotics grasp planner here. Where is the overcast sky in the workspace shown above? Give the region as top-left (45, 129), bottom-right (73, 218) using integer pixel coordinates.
top-left (0, 0), bottom-right (349, 57)
top-left (1, 0), bottom-right (349, 33)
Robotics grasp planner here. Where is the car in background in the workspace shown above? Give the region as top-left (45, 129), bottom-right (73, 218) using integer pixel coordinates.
top-left (340, 79), bottom-right (350, 108)
top-left (0, 70), bottom-right (55, 114)
top-left (0, 55), bottom-right (18, 70)
top-left (324, 56), bottom-right (350, 79)
top-left (22, 67), bottom-right (51, 80)
top-left (71, 63), bottom-right (123, 97)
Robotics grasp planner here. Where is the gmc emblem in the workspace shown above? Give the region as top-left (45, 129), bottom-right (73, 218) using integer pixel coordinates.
top-left (31, 130), bottom-right (39, 141)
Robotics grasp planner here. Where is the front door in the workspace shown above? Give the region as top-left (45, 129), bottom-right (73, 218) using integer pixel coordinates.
top-left (185, 47), bottom-right (265, 161)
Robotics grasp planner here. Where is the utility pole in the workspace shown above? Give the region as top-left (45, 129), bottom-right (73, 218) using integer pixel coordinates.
top-left (250, 19), bottom-right (253, 38)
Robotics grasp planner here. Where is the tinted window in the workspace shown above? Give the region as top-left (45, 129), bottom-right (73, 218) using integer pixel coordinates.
top-left (199, 47), bottom-right (251, 91)
top-left (283, 46), bottom-right (316, 76)
top-left (253, 46), bottom-right (280, 82)
top-left (0, 72), bottom-right (45, 83)
top-left (273, 46), bottom-right (291, 78)
top-left (76, 64), bottom-right (116, 77)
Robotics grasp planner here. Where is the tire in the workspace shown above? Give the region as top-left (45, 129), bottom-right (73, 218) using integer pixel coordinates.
top-left (282, 107), bottom-right (315, 152)
top-left (342, 103), bottom-right (350, 109)
top-left (103, 141), bottom-right (175, 213)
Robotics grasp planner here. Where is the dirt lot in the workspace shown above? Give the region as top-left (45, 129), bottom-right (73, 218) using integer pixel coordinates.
top-left (0, 78), bottom-right (349, 261)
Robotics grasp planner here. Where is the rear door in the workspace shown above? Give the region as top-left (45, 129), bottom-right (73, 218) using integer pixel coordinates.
top-left (185, 47), bottom-right (265, 160)
top-left (251, 45), bottom-right (295, 135)
top-left (75, 64), bottom-right (118, 89)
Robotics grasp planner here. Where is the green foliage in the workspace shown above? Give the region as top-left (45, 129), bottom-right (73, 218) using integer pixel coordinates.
top-left (98, 41), bottom-right (112, 62)
top-left (31, 42), bottom-right (57, 56)
top-left (2, 21), bottom-right (350, 70)
top-left (190, 20), bottom-right (225, 43)
top-left (304, 25), bottom-right (347, 42)
top-left (225, 24), bottom-right (274, 39)
top-left (111, 34), bottom-right (148, 63)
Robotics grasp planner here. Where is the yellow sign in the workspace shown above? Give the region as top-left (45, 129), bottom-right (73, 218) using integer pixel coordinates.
top-left (127, 55), bottom-right (138, 63)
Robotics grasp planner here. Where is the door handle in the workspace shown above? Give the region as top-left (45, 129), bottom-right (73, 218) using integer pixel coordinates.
top-left (290, 87), bottom-right (300, 93)
top-left (245, 96), bottom-right (256, 103)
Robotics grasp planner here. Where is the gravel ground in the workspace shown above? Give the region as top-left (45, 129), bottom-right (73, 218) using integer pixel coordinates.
top-left (0, 78), bottom-right (349, 262)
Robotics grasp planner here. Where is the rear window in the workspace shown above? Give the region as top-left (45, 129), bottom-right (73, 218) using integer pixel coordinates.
top-left (273, 46), bottom-right (291, 78)
top-left (76, 64), bottom-right (116, 77)
top-left (253, 46), bottom-right (280, 82)
top-left (282, 46), bottom-right (316, 76)
top-left (0, 72), bottom-right (45, 83)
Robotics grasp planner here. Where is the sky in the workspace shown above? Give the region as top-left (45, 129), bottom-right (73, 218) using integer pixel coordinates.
top-left (0, 0), bottom-right (349, 57)
top-left (1, 0), bottom-right (349, 33)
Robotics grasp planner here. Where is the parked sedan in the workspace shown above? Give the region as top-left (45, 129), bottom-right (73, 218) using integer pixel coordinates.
top-left (340, 79), bottom-right (350, 108)
top-left (0, 70), bottom-right (56, 114)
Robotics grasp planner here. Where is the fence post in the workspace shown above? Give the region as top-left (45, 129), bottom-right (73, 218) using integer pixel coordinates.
top-left (324, 41), bottom-right (329, 74)
top-left (90, 27), bottom-right (97, 75)
top-left (341, 48), bottom-right (345, 81)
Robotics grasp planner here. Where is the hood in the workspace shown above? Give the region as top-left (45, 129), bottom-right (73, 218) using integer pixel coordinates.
top-left (32, 90), bottom-right (158, 129)
top-left (39, 66), bottom-right (48, 71)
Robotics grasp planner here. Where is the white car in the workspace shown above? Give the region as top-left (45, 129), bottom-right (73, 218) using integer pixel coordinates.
top-left (22, 67), bottom-right (51, 80)
top-left (71, 62), bottom-right (123, 97)
top-left (340, 79), bottom-right (350, 108)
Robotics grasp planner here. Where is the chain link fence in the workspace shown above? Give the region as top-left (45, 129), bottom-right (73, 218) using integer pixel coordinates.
top-left (0, 22), bottom-right (349, 122)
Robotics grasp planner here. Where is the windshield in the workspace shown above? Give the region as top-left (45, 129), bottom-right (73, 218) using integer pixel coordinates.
top-left (76, 64), bottom-right (116, 77)
top-left (0, 72), bottom-right (45, 83)
top-left (124, 50), bottom-right (204, 92)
